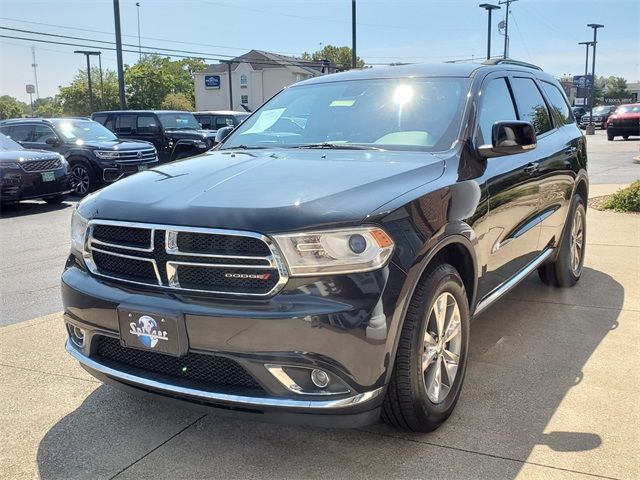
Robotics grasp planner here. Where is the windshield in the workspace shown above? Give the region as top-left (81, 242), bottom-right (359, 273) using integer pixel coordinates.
top-left (222, 77), bottom-right (471, 152)
top-left (616, 105), bottom-right (640, 114)
top-left (593, 106), bottom-right (611, 114)
top-left (0, 133), bottom-right (23, 151)
top-left (157, 112), bottom-right (200, 130)
top-left (54, 120), bottom-right (117, 142)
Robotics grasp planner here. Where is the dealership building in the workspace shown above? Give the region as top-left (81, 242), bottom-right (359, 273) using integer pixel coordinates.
top-left (193, 50), bottom-right (325, 112)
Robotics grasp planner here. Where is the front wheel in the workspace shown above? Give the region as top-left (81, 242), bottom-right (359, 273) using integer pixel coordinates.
top-left (607, 131), bottom-right (615, 141)
top-left (70, 162), bottom-right (94, 197)
top-left (382, 263), bottom-right (470, 432)
top-left (44, 194), bottom-right (68, 204)
top-left (538, 194), bottom-right (586, 287)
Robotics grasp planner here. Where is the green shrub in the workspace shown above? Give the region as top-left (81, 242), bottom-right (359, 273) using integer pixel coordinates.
top-left (602, 181), bottom-right (640, 212)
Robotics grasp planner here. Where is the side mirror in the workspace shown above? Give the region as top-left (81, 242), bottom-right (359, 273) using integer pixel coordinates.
top-left (215, 126), bottom-right (234, 144)
top-left (45, 137), bottom-right (60, 147)
top-left (478, 121), bottom-right (537, 158)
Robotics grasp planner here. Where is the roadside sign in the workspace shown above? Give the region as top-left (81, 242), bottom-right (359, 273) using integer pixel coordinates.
top-left (25, 84), bottom-right (35, 94)
top-left (204, 75), bottom-right (221, 89)
top-left (572, 75), bottom-right (593, 88)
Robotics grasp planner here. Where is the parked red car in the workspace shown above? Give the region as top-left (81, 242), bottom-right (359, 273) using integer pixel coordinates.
top-left (606, 103), bottom-right (640, 141)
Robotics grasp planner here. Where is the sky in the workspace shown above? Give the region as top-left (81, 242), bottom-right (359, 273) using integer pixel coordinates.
top-left (0, 0), bottom-right (638, 103)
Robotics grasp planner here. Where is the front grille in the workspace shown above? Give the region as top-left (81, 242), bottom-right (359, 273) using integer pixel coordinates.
top-left (21, 158), bottom-right (62, 172)
top-left (86, 221), bottom-right (285, 296)
top-left (113, 148), bottom-right (157, 164)
top-left (94, 335), bottom-right (263, 392)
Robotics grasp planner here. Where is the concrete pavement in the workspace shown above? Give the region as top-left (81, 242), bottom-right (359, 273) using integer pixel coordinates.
top-left (1, 191), bottom-right (638, 480)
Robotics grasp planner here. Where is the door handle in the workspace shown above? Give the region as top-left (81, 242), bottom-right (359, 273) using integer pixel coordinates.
top-left (524, 162), bottom-right (539, 174)
top-left (565, 146), bottom-right (577, 155)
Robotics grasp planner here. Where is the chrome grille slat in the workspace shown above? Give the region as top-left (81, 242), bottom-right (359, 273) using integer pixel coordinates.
top-left (84, 220), bottom-right (288, 297)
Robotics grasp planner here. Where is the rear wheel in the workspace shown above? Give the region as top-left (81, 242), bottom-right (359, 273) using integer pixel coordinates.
top-left (607, 131), bottom-right (615, 141)
top-left (70, 161), bottom-right (94, 197)
top-left (538, 195), bottom-right (586, 287)
top-left (382, 263), bottom-right (470, 432)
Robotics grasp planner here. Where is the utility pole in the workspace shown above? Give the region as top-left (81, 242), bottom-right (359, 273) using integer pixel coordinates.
top-left (498, 0), bottom-right (517, 58)
top-left (31, 46), bottom-right (40, 99)
top-left (113, 0), bottom-right (127, 109)
top-left (351, 0), bottom-right (357, 69)
top-left (97, 52), bottom-right (105, 110)
top-left (222, 61), bottom-right (233, 110)
top-left (585, 23), bottom-right (604, 135)
top-left (578, 41), bottom-right (593, 108)
top-left (136, 2), bottom-right (142, 61)
top-left (479, 4), bottom-right (501, 60)
top-left (74, 50), bottom-right (101, 113)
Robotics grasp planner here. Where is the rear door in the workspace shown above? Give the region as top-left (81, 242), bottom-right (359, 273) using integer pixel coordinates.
top-left (476, 74), bottom-right (543, 299)
top-left (134, 114), bottom-right (163, 152)
top-left (114, 114), bottom-right (137, 140)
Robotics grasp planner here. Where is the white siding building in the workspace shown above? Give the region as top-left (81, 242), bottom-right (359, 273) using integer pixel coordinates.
top-left (194, 50), bottom-right (325, 112)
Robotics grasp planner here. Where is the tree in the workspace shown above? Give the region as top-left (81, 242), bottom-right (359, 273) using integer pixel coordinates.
top-left (33, 97), bottom-right (63, 117)
top-left (0, 95), bottom-right (27, 120)
top-left (161, 92), bottom-right (193, 111)
top-left (58, 67), bottom-right (120, 116)
top-left (124, 55), bottom-right (206, 109)
top-left (301, 45), bottom-right (365, 70)
top-left (603, 76), bottom-right (629, 100)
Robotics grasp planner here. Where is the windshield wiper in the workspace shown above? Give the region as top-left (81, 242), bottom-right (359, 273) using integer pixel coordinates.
top-left (165, 127), bottom-right (198, 131)
top-left (219, 145), bottom-right (268, 150)
top-left (291, 143), bottom-right (383, 150)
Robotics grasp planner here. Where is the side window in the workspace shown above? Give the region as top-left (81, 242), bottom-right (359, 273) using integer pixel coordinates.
top-left (92, 114), bottom-right (108, 125)
top-left (197, 116), bottom-right (212, 129)
top-left (104, 116), bottom-right (115, 131)
top-left (33, 125), bottom-right (57, 143)
top-left (6, 125), bottom-right (34, 142)
top-left (137, 115), bottom-right (159, 133)
top-left (541, 81), bottom-right (574, 125)
top-left (214, 116), bottom-right (234, 129)
top-left (477, 78), bottom-right (518, 144)
top-left (115, 115), bottom-right (135, 134)
top-left (510, 77), bottom-right (553, 135)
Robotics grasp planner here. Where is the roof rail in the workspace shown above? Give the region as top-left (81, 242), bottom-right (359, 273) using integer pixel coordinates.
top-left (482, 58), bottom-right (542, 70)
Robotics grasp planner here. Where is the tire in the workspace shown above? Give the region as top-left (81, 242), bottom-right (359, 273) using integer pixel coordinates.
top-left (70, 161), bottom-right (94, 197)
top-left (173, 151), bottom-right (194, 161)
top-left (622, 135), bottom-right (629, 140)
top-left (382, 263), bottom-right (470, 432)
top-left (607, 132), bottom-right (615, 141)
top-left (44, 194), bottom-right (68, 204)
top-left (538, 194), bottom-right (586, 287)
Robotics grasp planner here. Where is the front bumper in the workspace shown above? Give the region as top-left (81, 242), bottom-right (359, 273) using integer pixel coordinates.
top-left (62, 259), bottom-right (405, 426)
top-left (0, 168), bottom-right (72, 202)
top-left (100, 160), bottom-right (159, 183)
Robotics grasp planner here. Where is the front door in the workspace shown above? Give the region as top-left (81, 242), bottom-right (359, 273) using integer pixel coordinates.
top-left (475, 75), bottom-right (543, 300)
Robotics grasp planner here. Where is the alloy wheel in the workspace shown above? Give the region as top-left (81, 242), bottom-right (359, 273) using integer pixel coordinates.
top-left (570, 208), bottom-right (584, 276)
top-left (422, 292), bottom-right (462, 404)
top-left (71, 165), bottom-right (90, 196)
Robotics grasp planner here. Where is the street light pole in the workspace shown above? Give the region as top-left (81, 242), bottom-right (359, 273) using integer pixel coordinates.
top-left (97, 52), bottom-right (105, 110)
top-left (498, 0), bottom-right (517, 59)
top-left (351, 0), bottom-right (357, 69)
top-left (480, 4), bottom-right (501, 60)
top-left (136, 2), bottom-right (142, 61)
top-left (586, 23), bottom-right (604, 135)
top-left (578, 41), bottom-right (593, 108)
top-left (74, 50), bottom-right (101, 113)
top-left (113, 0), bottom-right (127, 109)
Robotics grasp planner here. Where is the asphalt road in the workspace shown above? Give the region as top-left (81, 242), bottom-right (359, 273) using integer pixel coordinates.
top-left (1, 129), bottom-right (638, 326)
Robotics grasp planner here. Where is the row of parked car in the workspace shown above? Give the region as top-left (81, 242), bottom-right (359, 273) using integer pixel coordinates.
top-left (0, 110), bottom-right (249, 204)
top-left (572, 103), bottom-right (640, 140)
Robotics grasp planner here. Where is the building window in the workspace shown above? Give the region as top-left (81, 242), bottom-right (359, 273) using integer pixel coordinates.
top-left (240, 74), bottom-right (248, 88)
top-left (241, 95), bottom-right (249, 104)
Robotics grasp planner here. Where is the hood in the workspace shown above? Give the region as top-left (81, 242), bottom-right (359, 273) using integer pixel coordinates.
top-left (0, 149), bottom-right (61, 163)
top-left (608, 111), bottom-right (640, 120)
top-left (78, 148), bottom-right (445, 232)
top-left (69, 139), bottom-right (153, 150)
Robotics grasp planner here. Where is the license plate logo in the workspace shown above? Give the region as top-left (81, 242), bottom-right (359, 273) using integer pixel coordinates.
top-left (137, 165), bottom-right (148, 172)
top-left (41, 172), bottom-right (55, 182)
top-left (129, 315), bottom-right (168, 349)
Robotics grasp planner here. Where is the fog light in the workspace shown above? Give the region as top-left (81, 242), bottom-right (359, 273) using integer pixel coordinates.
top-left (310, 369), bottom-right (330, 388)
top-left (67, 324), bottom-right (85, 348)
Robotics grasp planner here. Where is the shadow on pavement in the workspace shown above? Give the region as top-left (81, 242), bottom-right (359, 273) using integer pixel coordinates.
top-left (0, 199), bottom-right (75, 219)
top-left (36, 267), bottom-right (623, 479)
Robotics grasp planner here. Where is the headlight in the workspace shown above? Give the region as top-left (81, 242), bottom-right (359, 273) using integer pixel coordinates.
top-left (273, 227), bottom-right (394, 276)
top-left (70, 210), bottom-right (88, 253)
top-left (0, 162), bottom-right (21, 170)
top-left (94, 150), bottom-right (119, 160)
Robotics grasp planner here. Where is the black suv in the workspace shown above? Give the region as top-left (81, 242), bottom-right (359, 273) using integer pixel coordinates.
top-left (193, 110), bottom-right (249, 130)
top-left (92, 110), bottom-right (217, 163)
top-left (0, 118), bottom-right (157, 196)
top-left (63, 60), bottom-right (587, 431)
